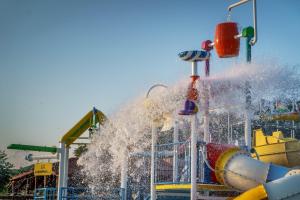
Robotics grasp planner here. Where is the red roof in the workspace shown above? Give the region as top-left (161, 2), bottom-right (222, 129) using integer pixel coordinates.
top-left (11, 170), bottom-right (34, 181)
top-left (11, 157), bottom-right (79, 181)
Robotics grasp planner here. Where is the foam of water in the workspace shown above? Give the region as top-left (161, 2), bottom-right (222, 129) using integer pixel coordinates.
top-left (78, 61), bottom-right (300, 193)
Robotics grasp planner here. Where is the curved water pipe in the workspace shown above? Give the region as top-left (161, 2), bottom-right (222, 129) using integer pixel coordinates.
top-left (228, 0), bottom-right (257, 46)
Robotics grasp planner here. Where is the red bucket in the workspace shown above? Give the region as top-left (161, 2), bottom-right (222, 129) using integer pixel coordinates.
top-left (214, 22), bottom-right (240, 58)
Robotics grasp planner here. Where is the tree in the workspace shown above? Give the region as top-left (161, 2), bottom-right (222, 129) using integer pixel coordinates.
top-left (0, 150), bottom-right (13, 193)
top-left (74, 145), bottom-right (88, 157)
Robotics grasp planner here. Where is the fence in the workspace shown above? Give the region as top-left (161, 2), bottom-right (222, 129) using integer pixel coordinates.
top-left (34, 187), bottom-right (120, 200)
top-left (155, 141), bottom-right (194, 184)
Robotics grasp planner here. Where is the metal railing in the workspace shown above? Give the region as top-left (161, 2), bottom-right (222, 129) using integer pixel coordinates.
top-left (34, 187), bottom-right (120, 200)
top-left (155, 141), bottom-right (192, 184)
top-left (34, 188), bottom-right (56, 200)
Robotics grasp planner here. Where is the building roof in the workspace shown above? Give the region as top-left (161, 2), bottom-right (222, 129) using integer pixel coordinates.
top-left (10, 157), bottom-right (80, 181)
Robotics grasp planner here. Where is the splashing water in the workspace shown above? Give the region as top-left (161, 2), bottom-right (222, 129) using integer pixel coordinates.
top-left (227, 11), bottom-right (232, 22)
top-left (78, 62), bottom-right (300, 194)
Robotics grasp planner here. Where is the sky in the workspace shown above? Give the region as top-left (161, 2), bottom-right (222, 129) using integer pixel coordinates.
top-left (0, 0), bottom-right (300, 166)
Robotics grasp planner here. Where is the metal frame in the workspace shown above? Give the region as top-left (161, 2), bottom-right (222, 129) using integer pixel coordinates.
top-left (228, 0), bottom-right (257, 46)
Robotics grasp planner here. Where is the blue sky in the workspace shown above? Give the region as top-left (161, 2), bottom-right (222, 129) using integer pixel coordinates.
top-left (0, 0), bottom-right (300, 151)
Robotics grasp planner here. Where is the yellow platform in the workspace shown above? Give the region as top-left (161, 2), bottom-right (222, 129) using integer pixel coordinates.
top-left (252, 129), bottom-right (300, 167)
top-left (155, 183), bottom-right (232, 192)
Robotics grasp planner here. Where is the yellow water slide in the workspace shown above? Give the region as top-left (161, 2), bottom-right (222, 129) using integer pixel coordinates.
top-left (210, 146), bottom-right (300, 200)
top-left (61, 108), bottom-right (106, 146)
top-left (234, 171), bottom-right (300, 200)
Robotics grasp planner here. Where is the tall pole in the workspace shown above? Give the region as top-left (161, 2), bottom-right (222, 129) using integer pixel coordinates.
top-left (150, 122), bottom-right (158, 200)
top-left (178, 50), bottom-right (209, 200)
top-left (228, 0), bottom-right (257, 150)
top-left (57, 142), bottom-right (66, 200)
top-left (244, 29), bottom-right (254, 149)
top-left (202, 41), bottom-right (213, 143)
top-left (191, 61), bottom-right (198, 200)
top-left (146, 84), bottom-right (168, 200)
top-left (173, 120), bottom-right (179, 182)
top-left (64, 147), bottom-right (69, 187)
top-left (227, 111), bottom-right (230, 143)
top-left (190, 115), bottom-right (197, 200)
top-left (203, 59), bottom-right (210, 143)
top-left (244, 81), bottom-right (252, 149)
top-left (120, 149), bottom-right (128, 200)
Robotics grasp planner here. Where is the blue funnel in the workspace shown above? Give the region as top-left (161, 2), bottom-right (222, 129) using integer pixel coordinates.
top-left (179, 100), bottom-right (198, 115)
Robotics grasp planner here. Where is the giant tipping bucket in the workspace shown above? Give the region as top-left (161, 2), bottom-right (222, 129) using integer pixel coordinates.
top-left (214, 22), bottom-right (240, 58)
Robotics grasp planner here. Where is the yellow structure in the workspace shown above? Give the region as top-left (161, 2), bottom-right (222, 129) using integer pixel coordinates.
top-left (234, 184), bottom-right (267, 200)
top-left (61, 109), bottom-right (106, 147)
top-left (155, 183), bottom-right (230, 192)
top-left (252, 129), bottom-right (300, 167)
top-left (261, 112), bottom-right (300, 122)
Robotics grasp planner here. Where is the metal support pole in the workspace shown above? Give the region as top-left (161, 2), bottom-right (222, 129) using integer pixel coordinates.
top-left (173, 120), bottom-right (179, 182)
top-left (246, 37), bottom-right (252, 62)
top-left (245, 27), bottom-right (253, 150)
top-left (227, 112), bottom-right (230, 143)
top-left (190, 115), bottom-right (197, 200)
top-left (150, 122), bottom-right (158, 200)
top-left (57, 142), bottom-right (66, 200)
top-left (292, 121), bottom-right (295, 138)
top-left (120, 149), bottom-right (128, 200)
top-left (230, 125), bottom-right (233, 144)
top-left (244, 81), bottom-right (252, 149)
top-left (64, 147), bottom-right (69, 187)
top-left (191, 62), bottom-right (197, 76)
top-left (204, 59), bottom-right (210, 143)
top-left (203, 88), bottom-right (210, 143)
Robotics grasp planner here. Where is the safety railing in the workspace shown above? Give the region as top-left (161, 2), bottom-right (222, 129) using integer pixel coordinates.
top-left (60, 187), bottom-right (91, 200)
top-left (34, 187), bottom-right (120, 200)
top-left (34, 188), bottom-right (56, 200)
top-left (155, 141), bottom-right (191, 184)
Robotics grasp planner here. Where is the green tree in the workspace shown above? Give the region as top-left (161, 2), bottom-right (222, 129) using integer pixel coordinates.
top-left (74, 145), bottom-right (88, 157)
top-left (0, 150), bottom-right (13, 193)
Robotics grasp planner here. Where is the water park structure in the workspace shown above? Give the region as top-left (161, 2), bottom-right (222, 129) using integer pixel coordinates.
top-left (7, 107), bottom-right (107, 199)
top-left (123, 0), bottom-right (300, 199)
top-left (6, 0), bottom-right (300, 200)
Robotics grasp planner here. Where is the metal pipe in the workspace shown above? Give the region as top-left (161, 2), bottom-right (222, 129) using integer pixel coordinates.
top-left (150, 122), bottom-right (158, 200)
top-left (244, 80), bottom-right (252, 149)
top-left (146, 84), bottom-right (168, 98)
top-left (228, 0), bottom-right (257, 46)
top-left (204, 60), bottom-right (210, 143)
top-left (190, 115), bottom-right (197, 200)
top-left (173, 120), bottom-right (179, 182)
top-left (208, 42), bottom-right (214, 47)
top-left (120, 149), bottom-right (128, 200)
top-left (251, 0), bottom-right (257, 45)
top-left (234, 33), bottom-right (243, 39)
top-left (57, 142), bottom-right (65, 200)
top-left (25, 154), bottom-right (58, 162)
top-left (191, 61), bottom-right (198, 76)
top-left (228, 0), bottom-right (250, 11)
top-left (64, 147), bottom-right (69, 187)
top-left (227, 112), bottom-right (230, 143)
